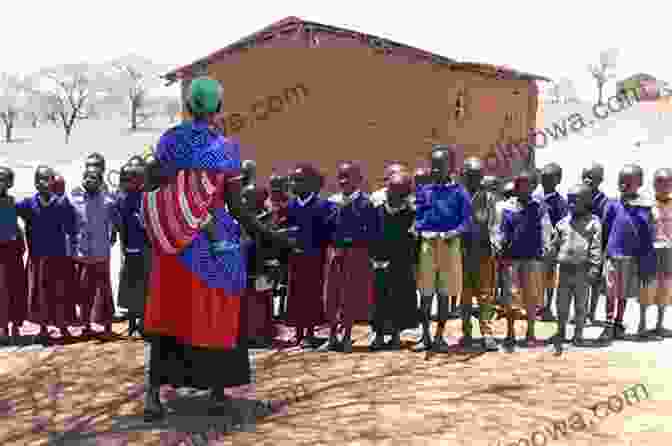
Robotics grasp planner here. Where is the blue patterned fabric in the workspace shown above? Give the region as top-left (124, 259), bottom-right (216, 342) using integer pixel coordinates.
top-left (154, 119), bottom-right (245, 293)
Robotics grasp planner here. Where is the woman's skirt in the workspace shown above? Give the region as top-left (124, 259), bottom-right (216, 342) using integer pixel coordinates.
top-left (144, 250), bottom-right (250, 390)
top-left (117, 251), bottom-right (151, 315)
top-left (27, 256), bottom-right (77, 327)
top-left (74, 258), bottom-right (115, 325)
top-left (0, 239), bottom-right (27, 327)
top-left (285, 250), bottom-right (328, 328)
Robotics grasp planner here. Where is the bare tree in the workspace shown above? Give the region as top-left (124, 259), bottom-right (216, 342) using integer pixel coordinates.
top-left (588, 48), bottom-right (618, 105)
top-left (162, 97), bottom-right (181, 123)
top-left (546, 82), bottom-right (561, 104)
top-left (33, 63), bottom-right (102, 144)
top-left (100, 54), bottom-right (168, 130)
top-left (23, 89), bottom-right (51, 128)
top-left (557, 77), bottom-right (579, 103)
top-left (0, 73), bottom-right (27, 142)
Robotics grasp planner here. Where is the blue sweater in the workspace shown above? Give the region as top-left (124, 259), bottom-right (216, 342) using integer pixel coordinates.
top-left (286, 195), bottom-right (335, 256)
top-left (415, 182), bottom-right (472, 234)
top-left (497, 197), bottom-right (553, 259)
top-left (602, 198), bottom-right (656, 277)
top-left (328, 192), bottom-right (378, 244)
top-left (16, 194), bottom-right (78, 257)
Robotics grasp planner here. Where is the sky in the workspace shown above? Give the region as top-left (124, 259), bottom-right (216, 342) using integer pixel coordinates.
top-left (2, 0), bottom-right (667, 101)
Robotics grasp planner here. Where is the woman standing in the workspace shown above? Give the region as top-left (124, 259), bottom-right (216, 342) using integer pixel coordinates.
top-left (141, 77), bottom-right (295, 421)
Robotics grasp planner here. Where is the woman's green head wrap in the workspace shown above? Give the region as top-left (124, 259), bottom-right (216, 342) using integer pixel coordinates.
top-left (187, 77), bottom-right (222, 115)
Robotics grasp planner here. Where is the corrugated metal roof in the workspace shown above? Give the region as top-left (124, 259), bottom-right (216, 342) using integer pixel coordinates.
top-left (163, 16), bottom-right (551, 84)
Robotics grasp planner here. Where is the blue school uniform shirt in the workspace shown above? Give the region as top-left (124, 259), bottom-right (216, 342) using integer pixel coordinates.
top-left (541, 191), bottom-right (568, 227)
top-left (69, 186), bottom-right (120, 259)
top-left (414, 182), bottom-right (472, 234)
top-left (602, 198), bottom-right (656, 277)
top-left (496, 197), bottom-right (553, 259)
top-left (16, 194), bottom-right (78, 257)
top-left (328, 191), bottom-right (378, 244)
top-left (286, 193), bottom-right (335, 256)
top-left (115, 191), bottom-right (147, 254)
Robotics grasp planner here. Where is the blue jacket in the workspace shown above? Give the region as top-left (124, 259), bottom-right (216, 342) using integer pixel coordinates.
top-left (415, 182), bottom-right (472, 234)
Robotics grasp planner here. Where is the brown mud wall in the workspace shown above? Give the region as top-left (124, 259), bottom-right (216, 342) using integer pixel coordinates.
top-left (193, 47), bottom-right (535, 192)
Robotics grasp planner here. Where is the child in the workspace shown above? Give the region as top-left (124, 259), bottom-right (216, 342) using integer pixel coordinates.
top-left (16, 166), bottom-right (79, 344)
top-left (240, 183), bottom-right (277, 348)
top-left (582, 162), bottom-right (609, 324)
top-left (414, 145), bottom-right (473, 352)
top-left (85, 152), bottom-right (110, 192)
top-left (285, 164), bottom-right (334, 348)
top-left (266, 173), bottom-right (291, 318)
top-left (637, 167), bottom-right (672, 339)
top-left (493, 170), bottom-right (553, 350)
top-left (551, 184), bottom-right (602, 351)
top-left (115, 163), bottom-right (151, 337)
top-left (371, 163), bottom-right (407, 207)
top-left (539, 163), bottom-right (569, 322)
top-left (369, 172), bottom-right (420, 350)
top-left (324, 162), bottom-right (377, 353)
top-left (0, 167), bottom-right (27, 344)
top-left (460, 157), bottom-right (499, 351)
top-left (70, 166), bottom-right (120, 338)
top-left (599, 164), bottom-right (656, 344)
top-left (413, 166), bottom-right (432, 309)
top-left (494, 180), bottom-right (516, 306)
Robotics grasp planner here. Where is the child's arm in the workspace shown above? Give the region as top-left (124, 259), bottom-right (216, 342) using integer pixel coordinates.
top-left (601, 200), bottom-right (615, 253)
top-left (486, 192), bottom-right (499, 250)
top-left (492, 206), bottom-right (511, 255)
top-left (541, 208), bottom-right (553, 258)
top-left (109, 196), bottom-right (121, 246)
top-left (62, 197), bottom-right (81, 255)
top-left (549, 223), bottom-right (562, 260)
top-left (453, 187), bottom-right (474, 237)
top-left (639, 208), bottom-right (657, 283)
top-left (588, 219), bottom-right (603, 279)
top-left (414, 186), bottom-right (427, 233)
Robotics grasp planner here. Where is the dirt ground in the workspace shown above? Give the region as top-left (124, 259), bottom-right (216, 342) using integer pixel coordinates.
top-left (1, 320), bottom-right (669, 446)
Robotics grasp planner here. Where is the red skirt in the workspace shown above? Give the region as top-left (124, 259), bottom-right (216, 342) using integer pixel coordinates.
top-left (286, 250), bottom-right (328, 328)
top-left (325, 244), bottom-right (374, 323)
top-left (73, 258), bottom-right (115, 325)
top-left (27, 256), bottom-right (77, 326)
top-left (0, 239), bottom-right (27, 327)
top-left (241, 287), bottom-right (276, 340)
top-left (144, 250), bottom-right (241, 349)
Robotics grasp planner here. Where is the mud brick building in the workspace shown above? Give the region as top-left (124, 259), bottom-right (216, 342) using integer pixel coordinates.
top-left (163, 16), bottom-right (550, 191)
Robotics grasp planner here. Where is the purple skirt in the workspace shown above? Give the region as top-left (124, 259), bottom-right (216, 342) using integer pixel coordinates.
top-left (285, 250), bottom-right (328, 328)
top-left (0, 240), bottom-right (27, 327)
top-left (27, 256), bottom-right (77, 326)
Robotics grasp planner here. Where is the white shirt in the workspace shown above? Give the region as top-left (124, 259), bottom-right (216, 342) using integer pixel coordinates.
top-left (297, 193), bottom-right (315, 207)
top-left (370, 187), bottom-right (388, 207)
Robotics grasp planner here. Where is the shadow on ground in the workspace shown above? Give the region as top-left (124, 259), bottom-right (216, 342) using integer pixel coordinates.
top-left (0, 321), bottom-right (665, 445)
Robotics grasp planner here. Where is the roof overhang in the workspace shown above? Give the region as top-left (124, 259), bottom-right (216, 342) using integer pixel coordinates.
top-left (162, 17), bottom-right (551, 86)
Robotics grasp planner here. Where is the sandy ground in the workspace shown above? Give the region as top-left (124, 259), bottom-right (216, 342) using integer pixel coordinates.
top-left (1, 318), bottom-right (671, 446)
